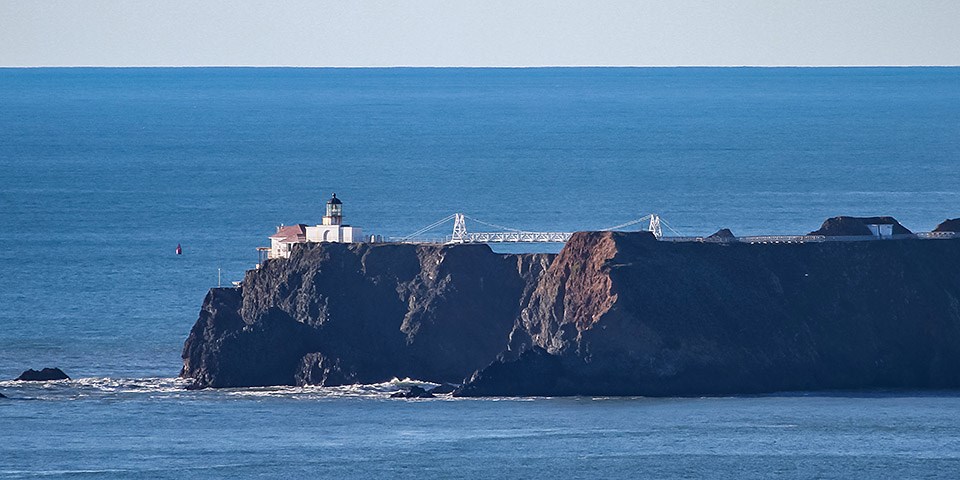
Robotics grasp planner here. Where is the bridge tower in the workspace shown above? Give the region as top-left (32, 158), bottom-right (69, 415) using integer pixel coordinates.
top-left (648, 214), bottom-right (662, 238)
top-left (451, 213), bottom-right (468, 243)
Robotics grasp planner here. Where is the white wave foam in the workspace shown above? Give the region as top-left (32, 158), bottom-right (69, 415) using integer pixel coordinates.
top-left (222, 377), bottom-right (444, 399)
top-left (0, 376), bottom-right (190, 401)
top-left (0, 376), bottom-right (457, 401)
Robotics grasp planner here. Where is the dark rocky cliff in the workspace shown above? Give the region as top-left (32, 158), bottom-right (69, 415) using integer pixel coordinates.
top-left (181, 242), bottom-right (552, 388)
top-left (182, 219), bottom-right (960, 396)
top-left (456, 230), bottom-right (960, 396)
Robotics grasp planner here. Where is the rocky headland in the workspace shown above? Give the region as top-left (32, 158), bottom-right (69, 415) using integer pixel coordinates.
top-left (182, 216), bottom-right (960, 396)
top-left (181, 242), bottom-right (551, 388)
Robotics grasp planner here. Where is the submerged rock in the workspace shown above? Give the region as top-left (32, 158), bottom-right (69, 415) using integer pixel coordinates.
top-left (15, 368), bottom-right (70, 382)
top-left (390, 385), bottom-right (434, 399)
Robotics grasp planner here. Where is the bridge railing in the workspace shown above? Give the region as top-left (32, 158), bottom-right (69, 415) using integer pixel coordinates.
top-left (389, 231), bottom-right (956, 245)
top-left (916, 231), bottom-right (958, 239)
top-left (460, 231), bottom-right (573, 243)
top-left (386, 235), bottom-right (450, 244)
top-left (657, 235), bottom-right (827, 243)
top-left (661, 232), bottom-right (957, 244)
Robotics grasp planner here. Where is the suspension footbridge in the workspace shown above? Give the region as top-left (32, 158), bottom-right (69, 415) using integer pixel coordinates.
top-left (396, 213), bottom-right (678, 244)
top-left (393, 213), bottom-right (958, 246)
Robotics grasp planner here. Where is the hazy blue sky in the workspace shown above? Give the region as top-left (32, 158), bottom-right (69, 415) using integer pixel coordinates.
top-left (2, 0), bottom-right (958, 66)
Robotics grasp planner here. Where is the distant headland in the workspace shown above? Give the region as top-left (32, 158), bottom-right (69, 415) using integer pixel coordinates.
top-left (181, 213), bottom-right (960, 396)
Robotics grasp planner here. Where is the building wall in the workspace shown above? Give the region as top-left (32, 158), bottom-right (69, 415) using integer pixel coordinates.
top-left (268, 225), bottom-right (363, 260)
top-left (866, 224), bottom-right (894, 238)
top-left (305, 225), bottom-right (362, 243)
top-left (269, 238), bottom-right (295, 259)
top-left (342, 226), bottom-right (362, 242)
top-left (306, 225), bottom-right (339, 242)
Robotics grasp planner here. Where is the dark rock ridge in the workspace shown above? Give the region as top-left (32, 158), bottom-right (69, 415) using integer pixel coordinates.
top-left (181, 242), bottom-right (552, 388)
top-left (456, 227), bottom-right (960, 396)
top-left (707, 228), bottom-right (736, 240)
top-left (15, 368), bottom-right (70, 381)
top-left (809, 216), bottom-right (912, 236)
top-left (934, 218), bottom-right (960, 233)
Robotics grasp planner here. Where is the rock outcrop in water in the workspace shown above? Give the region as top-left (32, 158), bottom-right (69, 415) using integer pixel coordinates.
top-left (182, 216), bottom-right (960, 396)
top-left (15, 368), bottom-right (70, 381)
top-left (181, 242), bottom-right (552, 388)
top-left (390, 386), bottom-right (435, 399)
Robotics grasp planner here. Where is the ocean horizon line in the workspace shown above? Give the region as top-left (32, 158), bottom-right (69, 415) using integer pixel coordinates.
top-left (2, 64), bottom-right (959, 69)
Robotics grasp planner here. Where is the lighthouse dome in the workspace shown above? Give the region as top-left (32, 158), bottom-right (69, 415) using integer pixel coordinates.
top-left (324, 193), bottom-right (343, 225)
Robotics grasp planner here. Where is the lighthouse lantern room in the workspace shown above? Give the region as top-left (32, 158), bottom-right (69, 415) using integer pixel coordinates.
top-left (322, 193), bottom-right (343, 225)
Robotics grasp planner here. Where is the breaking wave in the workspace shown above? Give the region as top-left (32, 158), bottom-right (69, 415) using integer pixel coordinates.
top-left (0, 376), bottom-right (451, 401)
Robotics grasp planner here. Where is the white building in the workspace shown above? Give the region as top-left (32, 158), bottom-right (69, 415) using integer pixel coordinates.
top-left (261, 193), bottom-right (364, 261)
top-left (266, 223), bottom-right (308, 260)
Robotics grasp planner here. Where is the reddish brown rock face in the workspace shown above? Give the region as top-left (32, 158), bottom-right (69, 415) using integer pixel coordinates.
top-left (519, 231), bottom-right (623, 352)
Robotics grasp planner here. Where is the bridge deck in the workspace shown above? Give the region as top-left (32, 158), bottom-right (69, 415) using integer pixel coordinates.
top-left (392, 231), bottom-right (956, 245)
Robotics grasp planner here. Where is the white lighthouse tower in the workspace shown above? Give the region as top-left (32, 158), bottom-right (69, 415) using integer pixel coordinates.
top-left (306, 193), bottom-right (362, 243)
top-left (322, 193), bottom-right (343, 225)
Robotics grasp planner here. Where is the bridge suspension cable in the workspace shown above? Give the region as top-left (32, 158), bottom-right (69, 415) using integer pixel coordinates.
top-left (659, 217), bottom-right (684, 237)
top-left (400, 214), bottom-right (457, 241)
top-left (462, 215), bottom-right (524, 232)
top-left (601, 214), bottom-right (654, 232)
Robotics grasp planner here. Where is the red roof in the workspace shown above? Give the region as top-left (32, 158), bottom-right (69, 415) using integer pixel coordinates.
top-left (269, 224), bottom-right (308, 243)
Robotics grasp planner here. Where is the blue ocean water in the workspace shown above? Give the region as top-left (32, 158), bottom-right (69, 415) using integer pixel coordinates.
top-left (2, 68), bottom-right (960, 478)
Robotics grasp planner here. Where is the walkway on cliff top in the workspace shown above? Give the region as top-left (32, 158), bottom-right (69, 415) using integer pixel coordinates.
top-left (394, 213), bottom-right (958, 245)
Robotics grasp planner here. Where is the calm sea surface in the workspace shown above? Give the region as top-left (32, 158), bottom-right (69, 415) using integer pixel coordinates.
top-left (1, 68), bottom-right (959, 478)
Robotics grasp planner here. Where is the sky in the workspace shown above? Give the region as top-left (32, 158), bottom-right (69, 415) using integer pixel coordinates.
top-left (1, 0), bottom-right (959, 67)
